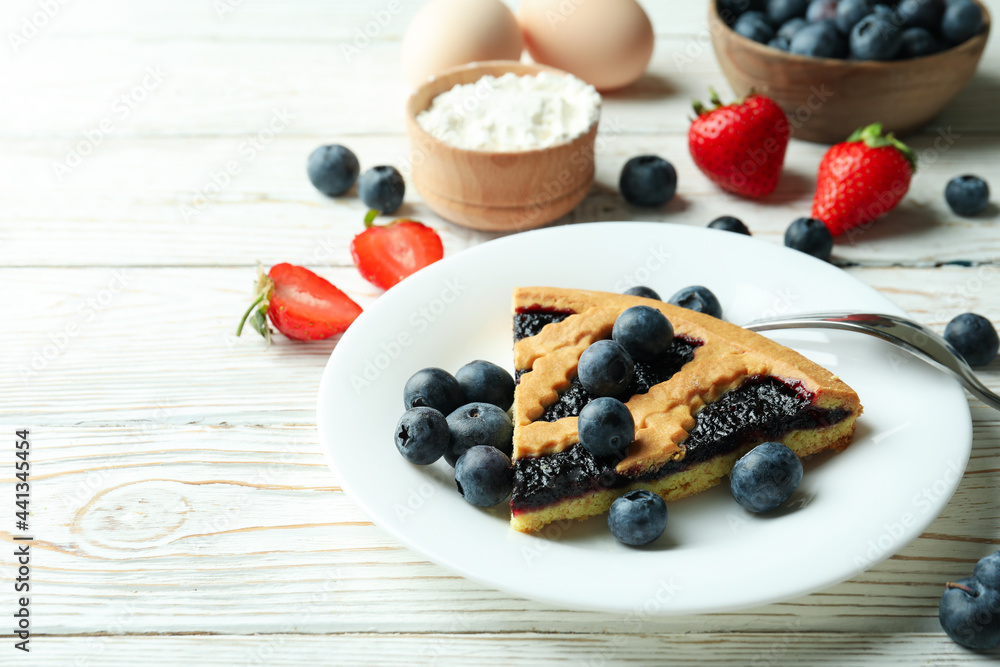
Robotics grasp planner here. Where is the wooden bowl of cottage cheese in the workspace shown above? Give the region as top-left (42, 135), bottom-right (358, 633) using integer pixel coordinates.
top-left (405, 61), bottom-right (601, 232)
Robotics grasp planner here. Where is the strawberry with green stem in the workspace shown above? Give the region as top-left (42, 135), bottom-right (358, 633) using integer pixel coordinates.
top-left (688, 88), bottom-right (790, 199)
top-left (812, 123), bottom-right (916, 236)
top-left (351, 210), bottom-right (443, 290)
top-left (237, 263), bottom-right (363, 345)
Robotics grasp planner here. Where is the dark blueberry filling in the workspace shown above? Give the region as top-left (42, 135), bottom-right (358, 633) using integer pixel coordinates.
top-left (512, 375), bottom-right (850, 513)
top-left (539, 337), bottom-right (700, 422)
top-left (514, 307), bottom-right (573, 342)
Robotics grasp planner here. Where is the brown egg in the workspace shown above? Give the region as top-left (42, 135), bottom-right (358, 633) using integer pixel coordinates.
top-left (402, 0), bottom-right (524, 89)
top-left (519, 0), bottom-right (654, 91)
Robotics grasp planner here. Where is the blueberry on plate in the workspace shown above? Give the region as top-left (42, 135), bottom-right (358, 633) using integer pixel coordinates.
top-left (578, 340), bottom-right (635, 396)
top-left (708, 215), bottom-right (751, 235)
top-left (620, 155), bottom-right (678, 207)
top-left (784, 217), bottom-right (834, 261)
top-left (944, 313), bottom-right (999, 367)
top-left (805, 0), bottom-right (839, 22)
top-left (358, 165), bottom-right (405, 214)
top-left (394, 407), bottom-right (449, 465)
top-left (973, 551), bottom-right (1000, 591)
top-left (609, 490), bottom-right (668, 546)
top-left (578, 396), bottom-right (635, 459)
top-left (623, 285), bottom-right (662, 300)
top-left (941, 0), bottom-right (984, 44)
top-left (850, 14), bottom-right (904, 60)
top-left (900, 26), bottom-right (942, 57)
top-left (835, 0), bottom-right (874, 34)
top-left (777, 16), bottom-right (809, 40)
top-left (307, 144), bottom-right (360, 197)
top-left (729, 441), bottom-right (804, 513)
top-left (445, 402), bottom-right (514, 466)
top-left (896, 0), bottom-right (945, 30)
top-left (790, 21), bottom-right (849, 58)
top-left (734, 11), bottom-right (777, 43)
top-left (404, 367), bottom-right (464, 415)
top-left (939, 577), bottom-right (1000, 649)
top-left (613, 306), bottom-right (675, 362)
top-left (454, 445), bottom-right (513, 507)
top-left (872, 4), bottom-right (896, 20)
top-left (766, 0), bottom-right (810, 27)
top-left (945, 175), bottom-right (990, 216)
top-left (455, 360), bottom-right (515, 412)
top-left (668, 285), bottom-right (723, 319)
top-left (769, 35), bottom-right (792, 50)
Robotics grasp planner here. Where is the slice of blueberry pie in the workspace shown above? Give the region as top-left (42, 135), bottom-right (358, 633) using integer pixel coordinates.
top-left (511, 286), bottom-right (862, 533)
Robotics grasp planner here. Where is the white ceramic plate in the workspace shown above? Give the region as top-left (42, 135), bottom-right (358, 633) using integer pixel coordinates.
top-left (318, 222), bottom-right (972, 614)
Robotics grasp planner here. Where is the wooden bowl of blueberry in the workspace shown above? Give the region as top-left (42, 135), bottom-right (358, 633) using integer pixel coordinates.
top-left (709, 0), bottom-right (990, 143)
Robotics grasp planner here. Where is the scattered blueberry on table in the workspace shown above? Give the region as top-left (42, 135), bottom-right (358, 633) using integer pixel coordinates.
top-left (609, 490), bottom-right (668, 546)
top-left (307, 144), bottom-right (360, 197)
top-left (945, 175), bottom-right (990, 216)
top-left (708, 215), bottom-right (751, 235)
top-left (359, 165), bottom-right (405, 214)
top-left (784, 217), bottom-right (834, 261)
top-left (939, 552), bottom-right (1000, 650)
top-left (944, 313), bottom-right (999, 367)
top-left (619, 155), bottom-right (678, 207)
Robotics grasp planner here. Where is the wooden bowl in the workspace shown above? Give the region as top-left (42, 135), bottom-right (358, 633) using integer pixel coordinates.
top-left (708, 1), bottom-right (990, 143)
top-left (405, 61), bottom-right (599, 232)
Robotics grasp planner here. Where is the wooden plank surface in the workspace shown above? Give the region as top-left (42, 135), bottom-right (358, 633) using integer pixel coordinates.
top-left (4, 0), bottom-right (1000, 662)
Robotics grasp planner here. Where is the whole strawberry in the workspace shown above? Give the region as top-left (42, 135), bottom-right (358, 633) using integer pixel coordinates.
top-left (812, 123), bottom-right (916, 236)
top-left (237, 263), bottom-right (363, 344)
top-left (688, 90), bottom-right (789, 198)
top-left (351, 211), bottom-right (443, 290)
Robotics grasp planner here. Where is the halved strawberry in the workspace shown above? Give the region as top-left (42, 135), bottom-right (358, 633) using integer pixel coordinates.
top-left (237, 263), bottom-right (362, 344)
top-left (351, 212), bottom-right (443, 290)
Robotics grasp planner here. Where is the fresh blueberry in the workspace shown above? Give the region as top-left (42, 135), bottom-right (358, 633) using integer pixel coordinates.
top-left (835, 0), bottom-right (874, 33)
top-left (766, 0), bottom-right (810, 26)
top-left (404, 367), bottom-right (464, 414)
top-left (394, 407), bottom-right (449, 465)
top-left (708, 215), bottom-right (751, 235)
top-left (578, 340), bottom-right (635, 396)
top-left (941, 0), bottom-right (984, 43)
top-left (769, 35), bottom-right (792, 49)
top-left (719, 0), bottom-right (763, 25)
top-left (609, 490), bottom-right (668, 546)
top-left (945, 175), bottom-right (990, 216)
top-left (307, 144), bottom-right (360, 197)
top-left (730, 441), bottom-right (804, 513)
top-left (620, 155), bottom-right (678, 207)
top-left (778, 16), bottom-right (809, 39)
top-left (944, 313), bottom-right (999, 367)
top-left (805, 0), bottom-right (839, 22)
top-left (668, 285), bottom-right (723, 319)
top-left (784, 217), bottom-right (834, 261)
top-left (455, 360), bottom-right (515, 412)
top-left (734, 11), bottom-right (777, 42)
top-left (790, 21), bottom-right (849, 57)
top-left (624, 285), bottom-right (662, 300)
top-left (974, 552), bottom-right (1000, 591)
top-left (613, 306), bottom-right (675, 362)
top-left (358, 165), bottom-right (405, 214)
top-left (445, 402), bottom-right (514, 466)
top-left (900, 26), bottom-right (942, 56)
top-left (454, 445), bottom-right (513, 507)
top-left (939, 577), bottom-right (1000, 649)
top-left (578, 397), bottom-right (635, 459)
top-left (872, 4), bottom-right (896, 19)
top-left (850, 14), bottom-right (904, 59)
top-left (897, 0), bottom-right (945, 29)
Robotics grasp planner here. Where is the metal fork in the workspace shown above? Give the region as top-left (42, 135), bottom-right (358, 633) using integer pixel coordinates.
top-left (744, 311), bottom-right (1000, 412)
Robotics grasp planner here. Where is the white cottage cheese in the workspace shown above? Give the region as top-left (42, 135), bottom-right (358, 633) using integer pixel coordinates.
top-left (416, 72), bottom-right (601, 152)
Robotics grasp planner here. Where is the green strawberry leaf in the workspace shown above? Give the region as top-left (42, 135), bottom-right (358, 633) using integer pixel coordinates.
top-left (846, 123), bottom-right (917, 172)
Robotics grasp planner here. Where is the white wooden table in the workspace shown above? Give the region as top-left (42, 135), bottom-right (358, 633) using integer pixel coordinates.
top-left (3, 0), bottom-right (1000, 663)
